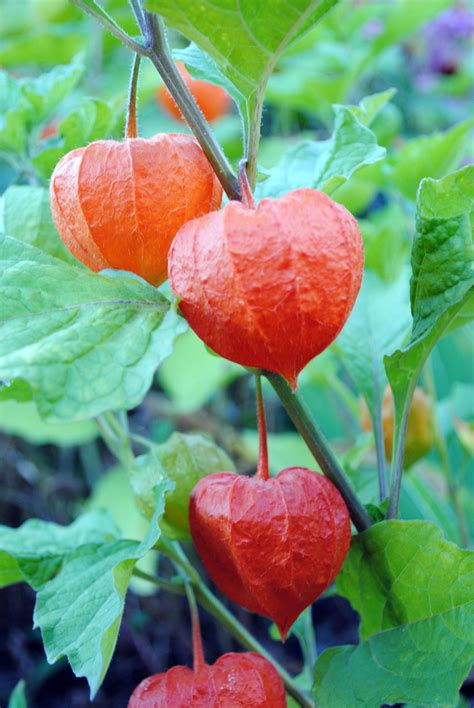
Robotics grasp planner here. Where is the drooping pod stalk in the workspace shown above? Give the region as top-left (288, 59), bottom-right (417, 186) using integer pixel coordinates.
top-left (125, 53), bottom-right (141, 139)
top-left (255, 374), bottom-right (270, 481)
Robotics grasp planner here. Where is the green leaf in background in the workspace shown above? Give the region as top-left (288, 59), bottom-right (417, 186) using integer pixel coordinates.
top-left (130, 432), bottom-right (234, 539)
top-left (0, 399), bottom-right (98, 446)
top-left (7, 680), bottom-right (27, 708)
top-left (22, 56), bottom-right (83, 124)
top-left (1, 185), bottom-right (75, 262)
top-left (33, 97), bottom-right (118, 180)
top-left (0, 28), bottom-right (85, 66)
top-left (334, 269), bottom-right (411, 418)
top-left (257, 101), bottom-right (385, 199)
top-left (359, 202), bottom-right (410, 282)
top-left (389, 118), bottom-right (474, 201)
top-left (0, 58), bottom-right (83, 157)
top-left (385, 166), bottom-right (474, 423)
top-left (0, 510), bottom-right (119, 590)
top-left (146, 0), bottom-right (338, 147)
top-left (313, 520), bottom-right (474, 707)
top-left (346, 88), bottom-right (396, 127)
top-left (0, 236), bottom-right (186, 421)
top-left (157, 329), bottom-right (242, 412)
top-left (34, 483), bottom-right (173, 698)
top-left (242, 430), bottom-right (316, 473)
top-left (400, 471), bottom-right (460, 545)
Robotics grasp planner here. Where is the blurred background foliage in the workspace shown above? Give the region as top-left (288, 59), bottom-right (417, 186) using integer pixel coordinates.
top-left (0, 0), bottom-right (473, 705)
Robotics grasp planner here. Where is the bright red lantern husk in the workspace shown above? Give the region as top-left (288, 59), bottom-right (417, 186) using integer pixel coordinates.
top-left (168, 187), bottom-right (363, 388)
top-left (189, 466), bottom-right (351, 640)
top-left (189, 377), bottom-right (351, 640)
top-left (128, 595), bottom-right (286, 707)
top-left (50, 134), bottom-right (222, 286)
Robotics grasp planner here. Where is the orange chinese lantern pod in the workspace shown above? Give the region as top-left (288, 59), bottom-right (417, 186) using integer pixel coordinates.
top-left (157, 62), bottom-right (231, 123)
top-left (128, 604), bottom-right (286, 707)
top-left (169, 187), bottom-right (363, 388)
top-left (50, 134), bottom-right (222, 286)
top-left (190, 467), bottom-right (351, 640)
top-left (189, 378), bottom-right (351, 640)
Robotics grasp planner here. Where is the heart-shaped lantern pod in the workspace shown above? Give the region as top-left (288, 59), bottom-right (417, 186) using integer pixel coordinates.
top-left (50, 133), bottom-right (222, 287)
top-left (189, 378), bottom-right (351, 640)
top-left (128, 603), bottom-right (285, 707)
top-left (169, 173), bottom-right (363, 388)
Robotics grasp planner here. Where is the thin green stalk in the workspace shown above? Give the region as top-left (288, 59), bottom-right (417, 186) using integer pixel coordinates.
top-left (371, 346), bottom-right (388, 503)
top-left (70, 0), bottom-right (145, 55)
top-left (125, 53), bottom-right (141, 139)
top-left (142, 13), bottom-right (240, 201)
top-left (265, 372), bottom-right (372, 532)
top-left (132, 567), bottom-right (185, 595)
top-left (386, 390), bottom-right (412, 520)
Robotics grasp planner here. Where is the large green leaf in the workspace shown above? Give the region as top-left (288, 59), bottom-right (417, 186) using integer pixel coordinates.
top-left (7, 680), bottom-right (27, 708)
top-left (146, 0), bottom-right (338, 145)
top-left (0, 185), bottom-right (75, 262)
top-left (385, 167), bottom-right (474, 420)
top-left (389, 119), bottom-right (474, 201)
top-left (256, 102), bottom-right (385, 199)
top-left (33, 483), bottom-right (173, 698)
top-left (0, 511), bottom-right (119, 590)
top-left (313, 520), bottom-right (474, 706)
top-left (0, 236), bottom-right (186, 421)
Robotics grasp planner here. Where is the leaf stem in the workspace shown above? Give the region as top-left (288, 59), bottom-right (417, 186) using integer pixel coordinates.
top-left (386, 385), bottom-right (413, 519)
top-left (125, 53), bottom-right (141, 139)
top-left (371, 347), bottom-right (387, 503)
top-left (70, 0), bottom-right (145, 55)
top-left (141, 12), bottom-right (240, 201)
top-left (246, 96), bottom-right (264, 190)
top-left (265, 371), bottom-right (372, 532)
top-left (132, 567), bottom-right (184, 595)
top-left (255, 374), bottom-right (270, 480)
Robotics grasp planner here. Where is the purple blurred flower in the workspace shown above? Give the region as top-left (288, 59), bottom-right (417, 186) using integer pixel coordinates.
top-left (425, 5), bottom-right (474, 73)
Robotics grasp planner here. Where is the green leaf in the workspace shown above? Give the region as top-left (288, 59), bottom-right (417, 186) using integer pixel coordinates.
top-left (8, 680), bottom-right (27, 708)
top-left (0, 399), bottom-right (98, 446)
top-left (130, 432), bottom-right (234, 539)
top-left (33, 483), bottom-right (173, 698)
top-left (21, 57), bottom-right (83, 124)
top-left (257, 103), bottom-right (385, 199)
top-left (1, 185), bottom-right (75, 262)
top-left (146, 0), bottom-right (338, 145)
top-left (359, 202), bottom-right (410, 282)
top-left (0, 28), bottom-right (85, 66)
top-left (334, 269), bottom-right (411, 417)
top-left (390, 119), bottom-right (474, 201)
top-left (385, 167), bottom-right (474, 421)
top-left (0, 71), bottom-right (29, 154)
top-left (0, 236), bottom-right (186, 421)
top-left (0, 511), bottom-right (119, 590)
top-left (33, 97), bottom-right (117, 180)
top-left (157, 329), bottom-right (242, 412)
top-left (346, 88), bottom-right (396, 127)
top-left (313, 520), bottom-right (474, 707)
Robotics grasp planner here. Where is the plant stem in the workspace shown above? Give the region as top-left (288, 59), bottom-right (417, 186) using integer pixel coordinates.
top-left (163, 540), bottom-right (314, 708)
top-left (255, 374), bottom-right (270, 480)
top-left (142, 12), bottom-right (240, 201)
top-left (265, 371), bottom-right (372, 532)
top-left (386, 386), bottom-right (413, 520)
top-left (70, 0), bottom-right (145, 55)
top-left (125, 53), bottom-right (141, 139)
top-left (371, 347), bottom-right (388, 503)
top-left (424, 360), bottom-right (469, 547)
top-left (238, 159), bottom-right (256, 208)
top-left (246, 96), bottom-right (264, 190)
top-left (183, 580), bottom-right (206, 670)
top-left (132, 567), bottom-right (185, 595)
